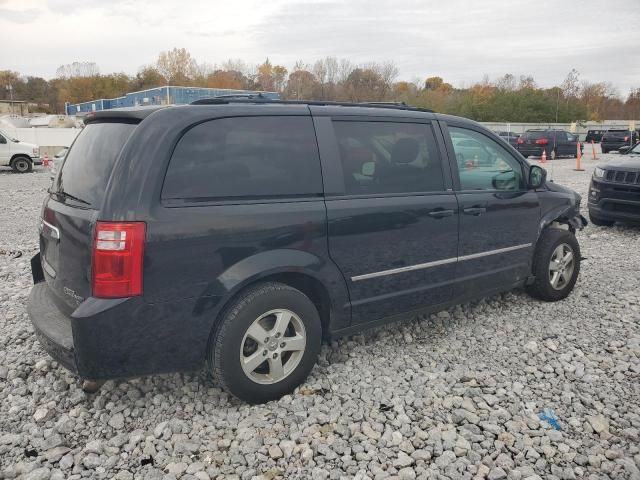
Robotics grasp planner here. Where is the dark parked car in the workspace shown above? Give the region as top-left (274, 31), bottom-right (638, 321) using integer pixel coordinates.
top-left (600, 129), bottom-right (637, 153)
top-left (588, 142), bottom-right (640, 226)
top-left (619, 141), bottom-right (640, 155)
top-left (516, 129), bottom-right (582, 158)
top-left (28, 100), bottom-right (587, 403)
top-left (585, 129), bottom-right (605, 143)
top-left (494, 130), bottom-right (520, 147)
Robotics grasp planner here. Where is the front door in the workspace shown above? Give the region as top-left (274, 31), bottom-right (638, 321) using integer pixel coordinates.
top-left (443, 122), bottom-right (540, 300)
top-left (315, 115), bottom-right (459, 325)
top-left (0, 133), bottom-right (9, 164)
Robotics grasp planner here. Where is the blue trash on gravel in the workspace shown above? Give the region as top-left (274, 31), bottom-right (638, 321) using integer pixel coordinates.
top-left (539, 408), bottom-right (562, 430)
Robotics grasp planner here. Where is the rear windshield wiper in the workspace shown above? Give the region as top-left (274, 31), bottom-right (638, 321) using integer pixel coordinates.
top-left (52, 189), bottom-right (91, 206)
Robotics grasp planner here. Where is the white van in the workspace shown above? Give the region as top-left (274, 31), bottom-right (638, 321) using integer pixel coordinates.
top-left (0, 129), bottom-right (41, 173)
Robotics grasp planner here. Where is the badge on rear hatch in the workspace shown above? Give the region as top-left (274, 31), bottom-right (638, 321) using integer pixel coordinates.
top-left (63, 287), bottom-right (84, 305)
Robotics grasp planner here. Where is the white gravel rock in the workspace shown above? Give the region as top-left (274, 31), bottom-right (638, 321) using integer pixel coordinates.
top-left (0, 158), bottom-right (639, 478)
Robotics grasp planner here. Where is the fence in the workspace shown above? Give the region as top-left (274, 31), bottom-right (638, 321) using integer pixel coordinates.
top-left (481, 120), bottom-right (639, 140)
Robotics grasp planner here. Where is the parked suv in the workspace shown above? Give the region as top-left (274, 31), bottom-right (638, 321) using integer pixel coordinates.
top-left (494, 130), bottom-right (520, 147)
top-left (588, 142), bottom-right (640, 225)
top-left (516, 129), bottom-right (582, 159)
top-left (585, 129), bottom-right (605, 143)
top-left (28, 100), bottom-right (586, 402)
top-left (600, 129), bottom-right (637, 153)
top-left (0, 128), bottom-right (42, 172)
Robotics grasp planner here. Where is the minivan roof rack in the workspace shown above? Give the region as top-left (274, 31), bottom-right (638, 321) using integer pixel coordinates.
top-left (190, 96), bottom-right (434, 113)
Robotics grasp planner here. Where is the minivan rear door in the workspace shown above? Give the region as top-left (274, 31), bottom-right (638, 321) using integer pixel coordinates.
top-left (313, 110), bottom-right (459, 325)
top-left (41, 121), bottom-right (137, 311)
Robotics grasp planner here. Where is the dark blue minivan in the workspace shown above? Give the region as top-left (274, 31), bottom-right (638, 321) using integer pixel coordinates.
top-left (28, 100), bottom-right (586, 402)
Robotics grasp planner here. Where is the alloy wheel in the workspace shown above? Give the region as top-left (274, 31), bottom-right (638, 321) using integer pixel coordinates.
top-left (548, 243), bottom-right (575, 290)
top-left (239, 309), bottom-right (306, 384)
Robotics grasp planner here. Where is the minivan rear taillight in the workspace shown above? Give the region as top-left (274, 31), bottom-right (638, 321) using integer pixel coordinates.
top-left (517, 137), bottom-right (524, 145)
top-left (92, 222), bottom-right (145, 298)
top-left (624, 136), bottom-right (629, 142)
top-left (535, 138), bottom-right (549, 145)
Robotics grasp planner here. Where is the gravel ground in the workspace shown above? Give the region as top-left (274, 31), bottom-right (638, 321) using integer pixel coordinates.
top-left (0, 153), bottom-right (639, 480)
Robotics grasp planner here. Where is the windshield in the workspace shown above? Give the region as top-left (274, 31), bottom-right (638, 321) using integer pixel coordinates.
top-left (0, 128), bottom-right (18, 142)
top-left (55, 122), bottom-right (136, 207)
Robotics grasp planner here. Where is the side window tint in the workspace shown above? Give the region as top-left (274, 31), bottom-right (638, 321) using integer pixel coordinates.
top-left (449, 127), bottom-right (524, 191)
top-left (553, 131), bottom-right (566, 142)
top-left (332, 121), bottom-right (445, 195)
top-left (163, 116), bottom-right (322, 200)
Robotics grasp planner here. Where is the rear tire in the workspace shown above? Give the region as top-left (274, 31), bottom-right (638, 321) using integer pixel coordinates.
top-left (589, 212), bottom-right (614, 227)
top-left (526, 229), bottom-right (580, 302)
top-left (11, 156), bottom-right (32, 173)
top-left (602, 148), bottom-right (608, 154)
top-left (207, 282), bottom-right (322, 403)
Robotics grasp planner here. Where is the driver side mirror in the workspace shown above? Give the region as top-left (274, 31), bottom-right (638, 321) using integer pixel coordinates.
top-left (528, 165), bottom-right (547, 189)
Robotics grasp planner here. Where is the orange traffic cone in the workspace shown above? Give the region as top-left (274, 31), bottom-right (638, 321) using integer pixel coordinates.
top-left (540, 150), bottom-right (547, 163)
top-left (574, 142), bottom-right (584, 171)
top-left (591, 140), bottom-right (598, 160)
top-left (43, 153), bottom-right (49, 167)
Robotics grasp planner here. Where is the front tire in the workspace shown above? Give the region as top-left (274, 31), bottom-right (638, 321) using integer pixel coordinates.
top-left (11, 156), bottom-right (32, 173)
top-left (208, 282), bottom-right (322, 403)
top-left (526, 229), bottom-right (580, 302)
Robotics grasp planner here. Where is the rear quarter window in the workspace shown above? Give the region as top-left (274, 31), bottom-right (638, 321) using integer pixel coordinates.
top-left (56, 122), bottom-right (136, 207)
top-left (162, 116), bottom-right (322, 201)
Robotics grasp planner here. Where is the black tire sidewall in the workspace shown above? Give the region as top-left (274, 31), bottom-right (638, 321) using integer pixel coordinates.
top-left (529, 229), bottom-right (581, 301)
top-left (211, 284), bottom-right (322, 403)
top-left (12, 157), bottom-right (32, 173)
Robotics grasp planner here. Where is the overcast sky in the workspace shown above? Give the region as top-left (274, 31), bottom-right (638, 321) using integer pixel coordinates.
top-left (2, 0), bottom-right (640, 95)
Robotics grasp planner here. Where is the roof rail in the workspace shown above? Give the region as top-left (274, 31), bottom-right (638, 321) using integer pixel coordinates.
top-left (191, 93), bottom-right (271, 105)
top-left (190, 96), bottom-right (434, 113)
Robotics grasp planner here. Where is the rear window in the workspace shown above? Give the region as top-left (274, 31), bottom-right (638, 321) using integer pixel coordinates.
top-left (56, 122), bottom-right (136, 207)
top-left (162, 116), bottom-right (322, 201)
top-left (525, 131), bottom-right (547, 139)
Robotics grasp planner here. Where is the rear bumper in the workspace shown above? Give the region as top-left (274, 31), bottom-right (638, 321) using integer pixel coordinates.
top-left (28, 255), bottom-right (217, 380)
top-left (517, 146), bottom-right (544, 156)
top-left (31, 156), bottom-right (42, 166)
top-left (28, 282), bottom-right (77, 372)
top-left (601, 142), bottom-right (629, 151)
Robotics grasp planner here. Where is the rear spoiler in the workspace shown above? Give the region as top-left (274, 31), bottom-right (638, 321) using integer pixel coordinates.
top-left (83, 106), bottom-right (169, 124)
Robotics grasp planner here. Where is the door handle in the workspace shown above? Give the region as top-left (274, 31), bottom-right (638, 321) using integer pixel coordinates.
top-left (428, 209), bottom-right (455, 218)
top-left (463, 206), bottom-right (486, 216)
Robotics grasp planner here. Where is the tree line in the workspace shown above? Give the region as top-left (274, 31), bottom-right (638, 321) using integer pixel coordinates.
top-left (1, 48), bottom-right (639, 122)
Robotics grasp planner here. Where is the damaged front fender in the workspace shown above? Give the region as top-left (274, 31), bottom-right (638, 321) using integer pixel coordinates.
top-left (538, 203), bottom-right (587, 238)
